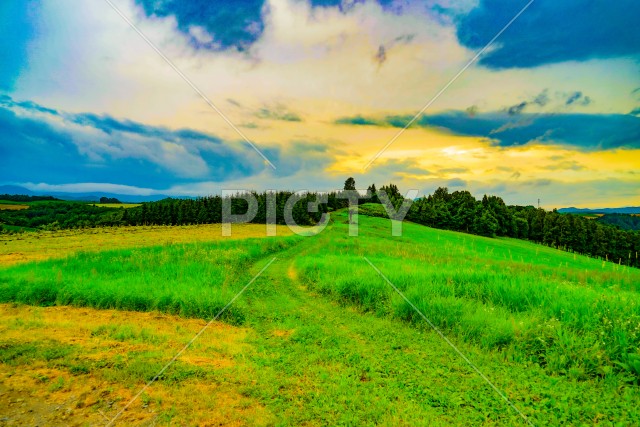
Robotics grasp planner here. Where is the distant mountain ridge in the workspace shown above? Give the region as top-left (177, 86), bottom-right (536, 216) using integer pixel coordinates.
top-left (0, 185), bottom-right (34, 195)
top-left (0, 185), bottom-right (172, 203)
top-left (558, 207), bottom-right (640, 214)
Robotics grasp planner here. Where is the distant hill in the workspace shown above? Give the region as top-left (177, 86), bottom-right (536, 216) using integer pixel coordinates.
top-left (0, 185), bottom-right (33, 195)
top-left (46, 192), bottom-right (173, 203)
top-left (0, 194), bottom-right (60, 203)
top-left (559, 206), bottom-right (640, 214)
top-left (0, 185), bottom-right (172, 203)
top-left (60, 192), bottom-right (184, 202)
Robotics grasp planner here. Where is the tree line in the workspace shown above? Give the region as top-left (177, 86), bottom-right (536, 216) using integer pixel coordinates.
top-left (0, 201), bottom-right (121, 230)
top-left (597, 213), bottom-right (640, 231)
top-left (0, 194), bottom-right (60, 202)
top-left (403, 187), bottom-right (640, 268)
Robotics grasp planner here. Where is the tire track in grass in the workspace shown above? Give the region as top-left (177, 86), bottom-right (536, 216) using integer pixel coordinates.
top-left (234, 230), bottom-right (532, 425)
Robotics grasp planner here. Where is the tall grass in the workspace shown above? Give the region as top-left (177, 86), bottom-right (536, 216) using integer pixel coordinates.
top-left (295, 213), bottom-right (640, 381)
top-left (0, 236), bottom-right (301, 323)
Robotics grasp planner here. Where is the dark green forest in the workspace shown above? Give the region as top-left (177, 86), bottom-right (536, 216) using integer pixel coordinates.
top-left (597, 213), bottom-right (640, 231)
top-left (1, 181), bottom-right (639, 268)
top-left (403, 187), bottom-right (640, 268)
top-left (0, 194), bottom-right (60, 202)
top-left (0, 201), bottom-right (120, 230)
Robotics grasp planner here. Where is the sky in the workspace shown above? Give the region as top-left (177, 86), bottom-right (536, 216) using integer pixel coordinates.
top-left (1, 0), bottom-right (639, 208)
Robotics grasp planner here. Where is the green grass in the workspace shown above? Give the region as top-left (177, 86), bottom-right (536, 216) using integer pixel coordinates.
top-left (358, 202), bottom-right (389, 218)
top-left (294, 212), bottom-right (640, 383)
top-left (0, 236), bottom-right (301, 321)
top-left (1, 224), bottom-right (36, 232)
top-left (1, 210), bottom-right (640, 424)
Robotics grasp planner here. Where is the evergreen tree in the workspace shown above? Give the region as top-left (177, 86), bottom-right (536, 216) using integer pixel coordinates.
top-left (344, 177), bottom-right (356, 191)
top-left (366, 184), bottom-right (379, 203)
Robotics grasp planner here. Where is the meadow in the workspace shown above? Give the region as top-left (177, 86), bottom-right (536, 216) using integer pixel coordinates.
top-left (0, 210), bottom-right (639, 425)
top-left (0, 223), bottom-right (294, 265)
top-left (0, 200), bottom-right (29, 211)
top-left (296, 212), bottom-right (640, 382)
top-left (0, 236), bottom-right (299, 321)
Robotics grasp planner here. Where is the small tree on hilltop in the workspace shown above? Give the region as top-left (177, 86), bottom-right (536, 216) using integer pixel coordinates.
top-left (344, 177), bottom-right (356, 191)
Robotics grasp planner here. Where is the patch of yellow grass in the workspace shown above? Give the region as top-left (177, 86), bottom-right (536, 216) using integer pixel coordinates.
top-left (271, 329), bottom-right (294, 338)
top-left (0, 304), bottom-right (274, 426)
top-left (0, 223), bottom-right (294, 266)
top-left (0, 204), bottom-right (29, 211)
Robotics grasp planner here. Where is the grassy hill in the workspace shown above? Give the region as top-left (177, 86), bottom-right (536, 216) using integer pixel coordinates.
top-left (0, 210), bottom-right (639, 424)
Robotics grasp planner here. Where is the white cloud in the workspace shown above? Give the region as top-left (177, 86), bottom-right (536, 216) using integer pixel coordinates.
top-left (21, 182), bottom-right (159, 196)
top-left (188, 25), bottom-right (214, 45)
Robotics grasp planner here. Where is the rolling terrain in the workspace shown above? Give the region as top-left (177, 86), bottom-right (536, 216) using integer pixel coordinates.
top-left (0, 210), bottom-right (639, 425)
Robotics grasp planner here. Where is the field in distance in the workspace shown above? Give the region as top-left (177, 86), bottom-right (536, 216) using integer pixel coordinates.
top-left (0, 210), bottom-right (639, 425)
top-left (90, 203), bottom-right (141, 209)
top-left (0, 223), bottom-right (294, 266)
top-left (0, 200), bottom-right (29, 211)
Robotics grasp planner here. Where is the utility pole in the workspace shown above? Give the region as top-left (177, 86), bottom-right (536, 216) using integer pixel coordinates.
top-left (538, 198), bottom-right (540, 209)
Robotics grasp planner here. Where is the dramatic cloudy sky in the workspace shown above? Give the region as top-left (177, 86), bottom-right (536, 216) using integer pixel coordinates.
top-left (1, 0), bottom-right (639, 207)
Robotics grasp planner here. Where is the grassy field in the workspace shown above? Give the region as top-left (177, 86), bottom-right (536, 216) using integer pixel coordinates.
top-left (0, 204), bottom-right (29, 211)
top-left (296, 213), bottom-right (640, 381)
top-left (1, 211), bottom-right (639, 425)
top-left (0, 201), bottom-right (27, 205)
top-left (0, 304), bottom-right (265, 426)
top-left (0, 236), bottom-right (299, 320)
top-left (563, 212), bottom-right (605, 218)
top-left (0, 223), bottom-right (294, 266)
top-left (0, 225), bottom-right (37, 233)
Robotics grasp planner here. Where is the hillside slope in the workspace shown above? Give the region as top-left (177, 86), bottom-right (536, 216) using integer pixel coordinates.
top-left (1, 211), bottom-right (639, 425)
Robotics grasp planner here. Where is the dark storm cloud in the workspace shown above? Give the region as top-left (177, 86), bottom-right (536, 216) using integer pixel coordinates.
top-left (335, 110), bottom-right (640, 150)
top-left (456, 0), bottom-right (640, 69)
top-left (135, 0), bottom-right (266, 51)
top-left (134, 0), bottom-right (401, 52)
top-left (0, 96), bottom-right (270, 187)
